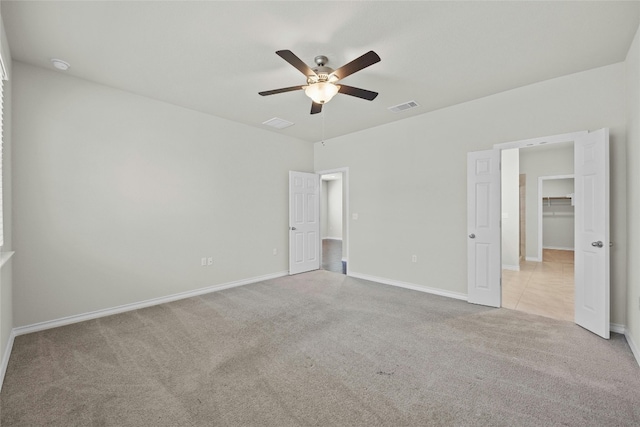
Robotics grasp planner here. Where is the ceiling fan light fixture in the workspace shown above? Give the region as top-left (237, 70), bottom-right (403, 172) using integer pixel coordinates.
top-left (305, 82), bottom-right (340, 104)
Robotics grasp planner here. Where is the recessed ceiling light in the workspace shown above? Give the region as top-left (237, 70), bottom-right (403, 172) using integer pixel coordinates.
top-left (50, 58), bottom-right (70, 71)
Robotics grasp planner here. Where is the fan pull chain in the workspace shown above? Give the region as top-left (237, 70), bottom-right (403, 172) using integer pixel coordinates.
top-left (321, 108), bottom-right (326, 146)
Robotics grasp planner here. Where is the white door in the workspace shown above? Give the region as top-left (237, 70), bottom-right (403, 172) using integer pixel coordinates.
top-left (574, 128), bottom-right (610, 338)
top-left (289, 171), bottom-right (320, 275)
top-left (467, 149), bottom-right (502, 307)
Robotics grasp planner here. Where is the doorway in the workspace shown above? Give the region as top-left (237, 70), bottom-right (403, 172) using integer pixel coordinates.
top-left (318, 168), bottom-right (349, 275)
top-left (468, 128), bottom-right (610, 338)
top-left (501, 143), bottom-right (575, 322)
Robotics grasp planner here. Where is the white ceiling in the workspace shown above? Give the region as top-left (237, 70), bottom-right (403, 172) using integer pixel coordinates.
top-left (2, 1), bottom-right (639, 143)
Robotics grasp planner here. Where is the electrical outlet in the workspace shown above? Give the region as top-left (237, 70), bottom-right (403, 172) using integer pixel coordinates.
top-left (273, 248), bottom-right (278, 255)
top-left (201, 257), bottom-right (207, 266)
top-left (207, 257), bottom-right (213, 266)
top-left (411, 255), bottom-right (417, 263)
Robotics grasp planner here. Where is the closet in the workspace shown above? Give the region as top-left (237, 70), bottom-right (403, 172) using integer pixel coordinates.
top-left (542, 178), bottom-right (574, 251)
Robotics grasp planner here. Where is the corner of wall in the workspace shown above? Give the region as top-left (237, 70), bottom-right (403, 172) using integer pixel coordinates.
top-left (625, 22), bottom-right (640, 367)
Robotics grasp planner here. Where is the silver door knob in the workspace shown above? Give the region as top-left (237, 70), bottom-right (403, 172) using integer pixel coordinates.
top-left (469, 234), bottom-right (476, 239)
top-left (290, 227), bottom-right (297, 231)
top-left (591, 241), bottom-right (603, 248)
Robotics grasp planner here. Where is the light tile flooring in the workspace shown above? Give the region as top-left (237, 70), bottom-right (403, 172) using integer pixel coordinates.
top-left (502, 249), bottom-right (574, 322)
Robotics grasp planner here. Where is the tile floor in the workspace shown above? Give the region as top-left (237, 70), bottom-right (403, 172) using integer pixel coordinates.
top-left (502, 249), bottom-right (574, 322)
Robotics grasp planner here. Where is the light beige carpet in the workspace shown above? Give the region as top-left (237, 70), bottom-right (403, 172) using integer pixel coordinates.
top-left (1, 270), bottom-right (639, 426)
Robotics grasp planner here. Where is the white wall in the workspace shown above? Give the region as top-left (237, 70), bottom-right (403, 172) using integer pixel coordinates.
top-left (327, 178), bottom-right (343, 240)
top-left (542, 178), bottom-right (574, 197)
top-left (520, 144), bottom-right (574, 259)
top-left (625, 24), bottom-right (640, 359)
top-left (321, 180), bottom-right (328, 238)
top-left (501, 148), bottom-right (519, 269)
top-left (315, 63), bottom-right (628, 325)
top-left (12, 62), bottom-right (313, 327)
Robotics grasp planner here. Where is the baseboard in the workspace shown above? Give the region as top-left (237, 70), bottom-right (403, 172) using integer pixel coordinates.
top-left (323, 237), bottom-right (342, 241)
top-left (525, 256), bottom-right (541, 262)
top-left (13, 271), bottom-right (289, 337)
top-left (0, 330), bottom-right (15, 392)
top-left (624, 329), bottom-right (640, 367)
top-left (502, 264), bottom-right (520, 271)
top-left (542, 246), bottom-right (574, 251)
top-left (610, 324), bottom-right (639, 367)
top-left (610, 323), bottom-right (626, 334)
top-left (348, 271), bottom-right (467, 301)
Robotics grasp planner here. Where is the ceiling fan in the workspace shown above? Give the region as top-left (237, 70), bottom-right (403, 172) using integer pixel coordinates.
top-left (259, 50), bottom-right (381, 114)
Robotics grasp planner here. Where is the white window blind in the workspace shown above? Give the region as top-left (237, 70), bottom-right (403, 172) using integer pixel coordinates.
top-left (0, 55), bottom-right (7, 248)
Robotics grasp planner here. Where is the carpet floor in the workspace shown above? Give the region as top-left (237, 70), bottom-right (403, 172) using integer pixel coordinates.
top-left (1, 270), bottom-right (639, 426)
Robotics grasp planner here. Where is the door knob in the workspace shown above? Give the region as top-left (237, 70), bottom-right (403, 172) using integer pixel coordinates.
top-left (591, 241), bottom-right (603, 248)
top-left (469, 234), bottom-right (476, 239)
top-left (290, 227), bottom-right (297, 231)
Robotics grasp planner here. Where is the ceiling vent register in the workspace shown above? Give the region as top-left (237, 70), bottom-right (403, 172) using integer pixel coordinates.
top-left (262, 117), bottom-right (294, 129)
top-left (388, 101), bottom-right (420, 113)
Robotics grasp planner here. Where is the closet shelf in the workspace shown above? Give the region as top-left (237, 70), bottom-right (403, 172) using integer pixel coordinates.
top-left (542, 196), bottom-right (574, 207)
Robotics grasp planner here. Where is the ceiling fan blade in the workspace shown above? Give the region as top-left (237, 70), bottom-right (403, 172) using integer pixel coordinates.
top-left (310, 102), bottom-right (323, 115)
top-left (332, 51), bottom-right (381, 80)
top-left (338, 85), bottom-right (378, 101)
top-left (259, 85), bottom-right (305, 96)
top-left (276, 50), bottom-right (317, 77)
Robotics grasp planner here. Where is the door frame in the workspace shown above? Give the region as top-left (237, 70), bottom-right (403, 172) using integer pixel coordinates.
top-left (537, 174), bottom-right (575, 262)
top-left (316, 167), bottom-right (350, 275)
top-left (496, 132), bottom-right (586, 266)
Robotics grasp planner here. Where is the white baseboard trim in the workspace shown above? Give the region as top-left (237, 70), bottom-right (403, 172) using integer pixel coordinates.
top-left (542, 246), bottom-right (574, 251)
top-left (609, 324), bottom-right (639, 367)
top-left (348, 271), bottom-right (467, 302)
top-left (323, 237), bottom-right (342, 241)
top-left (525, 256), bottom-right (541, 262)
top-left (610, 323), bottom-right (626, 334)
top-left (502, 264), bottom-right (520, 271)
top-left (624, 329), bottom-right (640, 367)
top-left (13, 271), bottom-right (289, 337)
top-left (0, 330), bottom-right (15, 392)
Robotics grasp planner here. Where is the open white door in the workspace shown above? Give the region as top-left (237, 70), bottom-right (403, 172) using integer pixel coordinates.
top-left (574, 128), bottom-right (610, 338)
top-left (467, 149), bottom-right (501, 307)
top-left (289, 171), bottom-right (320, 275)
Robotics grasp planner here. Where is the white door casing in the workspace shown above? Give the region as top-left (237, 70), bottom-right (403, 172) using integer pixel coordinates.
top-left (467, 149), bottom-right (502, 307)
top-left (289, 171), bottom-right (320, 275)
top-left (574, 128), bottom-right (610, 338)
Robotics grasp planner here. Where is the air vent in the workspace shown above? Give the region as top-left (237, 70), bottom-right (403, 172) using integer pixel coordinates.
top-left (388, 100), bottom-right (420, 113)
top-left (262, 117), bottom-right (294, 129)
